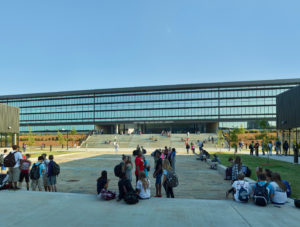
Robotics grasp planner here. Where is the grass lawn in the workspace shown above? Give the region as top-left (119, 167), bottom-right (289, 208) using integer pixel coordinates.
top-left (213, 152), bottom-right (300, 199)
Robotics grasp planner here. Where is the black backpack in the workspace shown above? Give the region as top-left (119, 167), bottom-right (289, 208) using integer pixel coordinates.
top-left (52, 162), bottom-right (60, 176)
top-left (254, 183), bottom-right (269, 206)
top-left (30, 163), bottom-right (41, 180)
top-left (114, 163), bottom-right (123, 178)
top-left (4, 152), bottom-right (16, 167)
top-left (238, 183), bottom-right (249, 202)
top-left (225, 167), bottom-right (232, 180)
top-left (242, 165), bottom-right (252, 178)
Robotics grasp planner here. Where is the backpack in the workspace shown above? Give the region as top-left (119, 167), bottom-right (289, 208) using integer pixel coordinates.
top-left (254, 183), bottom-right (269, 206)
top-left (238, 182), bottom-right (249, 202)
top-left (241, 165), bottom-right (251, 177)
top-left (225, 167), bottom-right (232, 180)
top-left (52, 162), bottom-right (60, 176)
top-left (167, 170), bottom-right (179, 188)
top-left (30, 163), bottom-right (42, 180)
top-left (123, 184), bottom-right (139, 205)
top-left (114, 163), bottom-right (123, 178)
top-left (4, 152), bottom-right (16, 167)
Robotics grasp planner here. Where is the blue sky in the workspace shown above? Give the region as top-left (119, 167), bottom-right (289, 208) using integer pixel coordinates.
top-left (0, 0), bottom-right (300, 95)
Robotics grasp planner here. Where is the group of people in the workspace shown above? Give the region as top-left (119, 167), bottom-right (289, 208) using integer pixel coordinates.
top-left (248, 140), bottom-right (290, 156)
top-left (226, 156), bottom-right (291, 206)
top-left (97, 146), bottom-right (178, 203)
top-left (0, 145), bottom-right (59, 192)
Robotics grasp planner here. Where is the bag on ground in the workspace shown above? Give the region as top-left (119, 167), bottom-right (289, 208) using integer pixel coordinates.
top-left (253, 183), bottom-right (269, 206)
top-left (124, 191), bottom-right (139, 204)
top-left (241, 165), bottom-right (251, 177)
top-left (3, 152), bottom-right (16, 167)
top-left (167, 170), bottom-right (179, 188)
top-left (52, 162), bottom-right (60, 176)
top-left (30, 163), bottom-right (41, 180)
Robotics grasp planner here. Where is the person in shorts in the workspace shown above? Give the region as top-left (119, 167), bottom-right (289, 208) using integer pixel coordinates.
top-left (42, 154), bottom-right (50, 192)
top-left (31, 156), bottom-right (45, 191)
top-left (153, 150), bottom-right (162, 197)
top-left (47, 155), bottom-right (58, 192)
top-left (8, 145), bottom-right (23, 190)
top-left (19, 154), bottom-right (31, 190)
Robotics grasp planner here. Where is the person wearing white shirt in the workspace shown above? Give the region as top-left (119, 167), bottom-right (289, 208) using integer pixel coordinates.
top-left (8, 145), bottom-right (23, 189)
top-left (136, 172), bottom-right (150, 199)
top-left (227, 173), bottom-right (250, 202)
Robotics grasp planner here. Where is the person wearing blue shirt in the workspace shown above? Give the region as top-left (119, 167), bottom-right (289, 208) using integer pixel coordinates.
top-left (31, 156), bottom-right (45, 191)
top-left (253, 173), bottom-right (274, 202)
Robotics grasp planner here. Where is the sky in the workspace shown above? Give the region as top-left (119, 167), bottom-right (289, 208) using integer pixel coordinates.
top-left (0, 0), bottom-right (300, 95)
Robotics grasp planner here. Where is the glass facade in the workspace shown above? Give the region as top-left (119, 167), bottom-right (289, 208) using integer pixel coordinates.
top-left (0, 80), bottom-right (299, 133)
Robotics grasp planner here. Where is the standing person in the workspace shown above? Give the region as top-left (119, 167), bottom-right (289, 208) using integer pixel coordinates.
top-left (170, 148), bottom-right (176, 171)
top-left (162, 159), bottom-right (175, 198)
top-left (254, 141), bottom-right (259, 156)
top-left (42, 154), bottom-right (50, 192)
top-left (136, 171), bottom-right (150, 199)
top-left (191, 143), bottom-right (195, 154)
top-left (47, 155), bottom-right (59, 192)
top-left (125, 156), bottom-right (133, 182)
top-left (143, 156), bottom-right (150, 179)
top-left (249, 141), bottom-right (254, 156)
top-left (283, 141), bottom-right (289, 156)
top-left (134, 150), bottom-right (144, 184)
top-left (19, 154), bottom-right (31, 191)
top-left (268, 141), bottom-right (273, 156)
top-left (22, 143), bottom-right (26, 153)
top-left (275, 139), bottom-right (281, 155)
top-left (114, 142), bottom-right (119, 153)
top-left (261, 141), bottom-right (265, 156)
top-left (232, 156), bottom-right (242, 182)
top-left (31, 156), bottom-right (45, 191)
top-left (186, 143), bottom-right (190, 154)
top-left (153, 150), bottom-right (163, 197)
top-left (117, 171), bottom-right (134, 202)
top-left (7, 145), bottom-right (23, 190)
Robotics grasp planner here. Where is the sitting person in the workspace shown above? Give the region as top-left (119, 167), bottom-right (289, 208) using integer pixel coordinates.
top-left (255, 166), bottom-right (263, 180)
top-left (227, 173), bottom-right (250, 202)
top-left (270, 172), bottom-right (287, 205)
top-left (253, 173), bottom-right (274, 206)
top-left (264, 169), bottom-right (272, 182)
top-left (136, 171), bottom-right (150, 199)
top-left (97, 170), bottom-right (116, 200)
top-left (210, 154), bottom-right (220, 169)
top-left (117, 171), bottom-right (135, 202)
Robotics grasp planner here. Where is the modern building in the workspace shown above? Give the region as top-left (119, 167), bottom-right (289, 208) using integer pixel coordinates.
top-left (277, 84), bottom-right (300, 150)
top-left (0, 79), bottom-right (300, 134)
top-left (0, 103), bottom-right (19, 147)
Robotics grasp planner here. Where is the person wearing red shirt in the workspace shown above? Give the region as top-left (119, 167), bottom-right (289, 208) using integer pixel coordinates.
top-left (135, 150), bottom-right (144, 184)
top-left (19, 154), bottom-right (31, 190)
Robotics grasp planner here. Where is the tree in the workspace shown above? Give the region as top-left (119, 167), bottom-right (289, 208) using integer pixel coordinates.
top-left (27, 126), bottom-right (35, 149)
top-left (57, 131), bottom-right (65, 147)
top-left (217, 130), bottom-right (224, 151)
top-left (238, 124), bottom-right (246, 134)
top-left (230, 128), bottom-right (239, 154)
top-left (70, 127), bottom-right (77, 146)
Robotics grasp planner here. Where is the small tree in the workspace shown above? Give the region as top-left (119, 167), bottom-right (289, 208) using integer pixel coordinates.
top-left (57, 131), bottom-right (65, 148)
top-left (230, 128), bottom-right (239, 154)
top-left (238, 124), bottom-right (246, 135)
top-left (70, 127), bottom-right (77, 146)
top-left (27, 126), bottom-right (35, 150)
top-left (217, 130), bottom-right (224, 151)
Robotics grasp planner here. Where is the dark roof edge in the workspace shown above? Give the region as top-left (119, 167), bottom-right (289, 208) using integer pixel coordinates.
top-left (1, 78), bottom-right (300, 99)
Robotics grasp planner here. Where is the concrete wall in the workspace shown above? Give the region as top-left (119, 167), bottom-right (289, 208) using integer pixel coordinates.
top-left (0, 103), bottom-right (19, 133)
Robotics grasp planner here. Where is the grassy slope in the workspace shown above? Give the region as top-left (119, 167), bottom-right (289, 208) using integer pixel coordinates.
top-left (213, 152), bottom-right (300, 199)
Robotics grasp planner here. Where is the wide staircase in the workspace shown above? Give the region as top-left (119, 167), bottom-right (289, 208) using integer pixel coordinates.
top-left (81, 133), bottom-right (217, 149)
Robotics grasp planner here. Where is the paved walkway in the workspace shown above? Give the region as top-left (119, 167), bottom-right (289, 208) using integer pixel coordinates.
top-left (0, 191), bottom-right (299, 227)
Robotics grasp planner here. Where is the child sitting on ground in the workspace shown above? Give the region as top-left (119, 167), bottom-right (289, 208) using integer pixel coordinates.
top-left (210, 154), bottom-right (220, 169)
top-left (136, 171), bottom-right (150, 199)
top-left (97, 170), bottom-right (116, 200)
